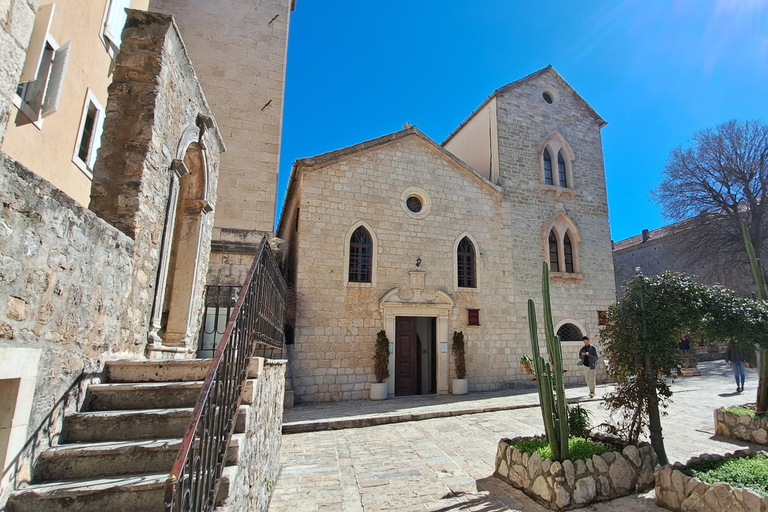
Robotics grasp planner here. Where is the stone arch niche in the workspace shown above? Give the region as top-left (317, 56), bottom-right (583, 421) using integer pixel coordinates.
top-left (148, 123), bottom-right (213, 357)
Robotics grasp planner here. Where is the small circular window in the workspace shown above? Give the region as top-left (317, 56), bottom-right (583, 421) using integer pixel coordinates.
top-left (406, 196), bottom-right (422, 213)
top-left (400, 187), bottom-right (431, 218)
top-left (543, 92), bottom-right (553, 104)
top-left (542, 87), bottom-right (559, 105)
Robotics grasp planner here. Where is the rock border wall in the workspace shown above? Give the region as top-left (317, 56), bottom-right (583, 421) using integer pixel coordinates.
top-left (494, 434), bottom-right (657, 510)
top-left (654, 450), bottom-right (768, 511)
top-left (714, 408), bottom-right (768, 445)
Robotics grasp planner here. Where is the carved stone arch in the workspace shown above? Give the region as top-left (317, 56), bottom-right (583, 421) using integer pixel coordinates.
top-left (343, 220), bottom-right (378, 286)
top-left (148, 121), bottom-right (214, 356)
top-left (541, 207), bottom-right (582, 274)
top-left (453, 231), bottom-right (480, 291)
top-left (554, 319), bottom-right (587, 341)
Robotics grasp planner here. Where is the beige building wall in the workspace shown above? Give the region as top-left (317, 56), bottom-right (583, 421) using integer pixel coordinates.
top-left (443, 96), bottom-right (498, 183)
top-left (1, 0), bottom-right (149, 206)
top-left (150, 0), bottom-right (293, 280)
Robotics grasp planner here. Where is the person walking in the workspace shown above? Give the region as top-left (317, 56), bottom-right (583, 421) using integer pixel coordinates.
top-left (726, 341), bottom-right (747, 392)
top-left (579, 336), bottom-right (598, 398)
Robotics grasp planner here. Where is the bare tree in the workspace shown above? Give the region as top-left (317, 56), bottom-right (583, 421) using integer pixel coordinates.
top-left (653, 120), bottom-right (768, 292)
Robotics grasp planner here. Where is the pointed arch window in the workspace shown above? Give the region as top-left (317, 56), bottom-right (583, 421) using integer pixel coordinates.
top-left (564, 233), bottom-right (574, 273)
top-left (457, 237), bottom-right (476, 288)
top-left (543, 149), bottom-right (554, 186)
top-left (349, 226), bottom-right (372, 283)
top-left (557, 151), bottom-right (567, 188)
top-left (549, 231), bottom-right (560, 272)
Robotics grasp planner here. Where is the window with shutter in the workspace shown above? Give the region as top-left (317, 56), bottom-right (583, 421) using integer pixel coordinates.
top-left (73, 90), bottom-right (105, 177)
top-left (467, 309), bottom-right (480, 326)
top-left (103, 0), bottom-right (131, 57)
top-left (41, 41), bottom-right (71, 118)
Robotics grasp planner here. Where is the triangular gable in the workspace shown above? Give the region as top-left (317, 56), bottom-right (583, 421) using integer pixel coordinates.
top-left (277, 127), bottom-right (502, 235)
top-left (443, 66), bottom-right (606, 145)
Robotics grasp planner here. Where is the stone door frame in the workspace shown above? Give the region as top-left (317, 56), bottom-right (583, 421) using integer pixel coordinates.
top-left (380, 286), bottom-right (454, 396)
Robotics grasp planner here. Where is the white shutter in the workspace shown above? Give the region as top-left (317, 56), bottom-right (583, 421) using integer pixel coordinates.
top-left (89, 108), bottom-right (106, 168)
top-left (41, 41), bottom-right (71, 118)
top-left (19, 4), bottom-right (55, 83)
top-left (103, 0), bottom-right (130, 48)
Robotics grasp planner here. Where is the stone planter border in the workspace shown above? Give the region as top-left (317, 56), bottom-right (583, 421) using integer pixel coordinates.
top-left (494, 433), bottom-right (657, 510)
top-left (714, 407), bottom-right (768, 445)
top-left (655, 449), bottom-right (768, 512)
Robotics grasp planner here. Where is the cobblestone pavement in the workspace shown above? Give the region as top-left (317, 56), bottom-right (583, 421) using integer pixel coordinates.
top-left (270, 361), bottom-right (766, 511)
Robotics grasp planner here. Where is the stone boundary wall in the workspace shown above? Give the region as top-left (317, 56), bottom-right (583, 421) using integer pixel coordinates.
top-left (655, 450), bottom-right (768, 511)
top-left (714, 408), bottom-right (768, 445)
top-left (494, 434), bottom-right (657, 510)
top-left (0, 154), bottom-right (138, 504)
top-left (223, 358), bottom-right (286, 512)
top-left (0, 0), bottom-right (37, 145)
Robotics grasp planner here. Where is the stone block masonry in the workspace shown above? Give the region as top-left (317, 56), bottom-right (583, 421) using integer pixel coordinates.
top-left (714, 408), bottom-right (768, 445)
top-left (0, 0), bottom-right (37, 145)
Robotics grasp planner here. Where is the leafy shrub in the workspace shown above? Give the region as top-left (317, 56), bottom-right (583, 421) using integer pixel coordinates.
top-left (568, 404), bottom-right (592, 437)
top-left (682, 455), bottom-right (768, 497)
top-left (452, 331), bottom-right (466, 379)
top-left (511, 436), bottom-right (616, 462)
top-left (722, 406), bottom-right (766, 418)
top-left (373, 330), bottom-right (390, 383)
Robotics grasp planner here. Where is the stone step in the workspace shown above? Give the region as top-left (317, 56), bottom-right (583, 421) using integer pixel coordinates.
top-left (6, 467), bottom-right (235, 512)
top-left (105, 358), bottom-right (261, 383)
top-left (64, 406), bottom-right (248, 443)
top-left (87, 380), bottom-right (256, 411)
top-left (34, 434), bottom-right (244, 482)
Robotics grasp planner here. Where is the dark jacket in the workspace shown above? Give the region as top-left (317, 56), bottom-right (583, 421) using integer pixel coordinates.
top-left (726, 343), bottom-right (745, 364)
top-left (579, 345), bottom-right (598, 370)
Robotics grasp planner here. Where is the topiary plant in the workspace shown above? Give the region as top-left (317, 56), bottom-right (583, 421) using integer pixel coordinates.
top-left (373, 330), bottom-right (390, 383)
top-left (452, 331), bottom-right (466, 379)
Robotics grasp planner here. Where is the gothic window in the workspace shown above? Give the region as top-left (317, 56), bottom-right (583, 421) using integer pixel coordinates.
top-left (556, 323), bottom-right (582, 341)
top-left (549, 231), bottom-right (560, 272)
top-left (543, 149), bottom-right (554, 186)
top-left (457, 237), bottom-right (476, 288)
top-left (558, 151), bottom-right (567, 188)
top-left (349, 226), bottom-right (372, 283)
top-left (564, 233), bottom-right (574, 273)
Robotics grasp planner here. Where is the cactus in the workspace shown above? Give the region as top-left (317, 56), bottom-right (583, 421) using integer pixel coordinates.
top-left (527, 261), bottom-right (570, 461)
top-left (741, 221), bottom-right (768, 414)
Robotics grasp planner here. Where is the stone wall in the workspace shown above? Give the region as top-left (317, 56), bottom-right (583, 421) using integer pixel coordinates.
top-left (148, 0), bottom-right (294, 287)
top-left (655, 450), bottom-right (768, 511)
top-left (223, 358), bottom-right (286, 512)
top-left (90, 10), bottom-right (225, 355)
top-left (0, 155), bottom-right (137, 504)
top-left (494, 435), bottom-right (657, 510)
top-left (0, 0), bottom-right (37, 145)
top-left (714, 408), bottom-right (768, 445)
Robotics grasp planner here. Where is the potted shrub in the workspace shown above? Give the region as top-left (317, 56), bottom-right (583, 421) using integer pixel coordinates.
top-left (370, 330), bottom-right (389, 400)
top-left (520, 354), bottom-right (536, 380)
top-left (451, 331), bottom-right (468, 395)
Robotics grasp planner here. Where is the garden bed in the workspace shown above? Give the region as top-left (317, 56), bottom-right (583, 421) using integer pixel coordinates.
top-left (655, 450), bottom-right (768, 511)
top-left (494, 433), bottom-right (657, 510)
top-left (714, 406), bottom-right (768, 445)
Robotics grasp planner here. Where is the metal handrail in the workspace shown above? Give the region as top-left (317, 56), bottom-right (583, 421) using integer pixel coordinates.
top-left (164, 236), bottom-right (286, 511)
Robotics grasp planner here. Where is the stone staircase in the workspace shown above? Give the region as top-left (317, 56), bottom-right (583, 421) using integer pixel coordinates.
top-left (7, 359), bottom-right (255, 512)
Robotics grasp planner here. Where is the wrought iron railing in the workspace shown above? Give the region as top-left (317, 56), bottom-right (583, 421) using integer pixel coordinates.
top-left (165, 237), bottom-right (286, 511)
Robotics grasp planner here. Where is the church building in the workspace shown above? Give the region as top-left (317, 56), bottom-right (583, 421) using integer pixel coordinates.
top-left (277, 66), bottom-right (616, 403)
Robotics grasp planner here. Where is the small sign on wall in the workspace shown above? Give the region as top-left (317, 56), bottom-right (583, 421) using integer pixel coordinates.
top-left (441, 342), bottom-right (448, 353)
top-left (467, 308), bottom-right (480, 326)
top-left (598, 310), bottom-right (608, 326)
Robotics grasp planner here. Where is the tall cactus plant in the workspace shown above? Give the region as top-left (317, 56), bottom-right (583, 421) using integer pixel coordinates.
top-left (741, 221), bottom-right (768, 414)
top-left (527, 261), bottom-right (570, 461)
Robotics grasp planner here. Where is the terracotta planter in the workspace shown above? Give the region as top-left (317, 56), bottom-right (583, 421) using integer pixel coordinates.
top-left (451, 378), bottom-right (468, 395)
top-left (370, 382), bottom-right (388, 400)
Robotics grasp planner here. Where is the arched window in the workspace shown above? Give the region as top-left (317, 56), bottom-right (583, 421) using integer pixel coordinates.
top-left (548, 231), bottom-right (559, 272)
top-left (564, 233), bottom-right (574, 273)
top-left (556, 323), bottom-right (582, 341)
top-left (543, 149), bottom-right (554, 186)
top-left (557, 151), bottom-right (567, 188)
top-left (457, 237), bottom-right (476, 288)
top-left (349, 226), bottom-right (372, 283)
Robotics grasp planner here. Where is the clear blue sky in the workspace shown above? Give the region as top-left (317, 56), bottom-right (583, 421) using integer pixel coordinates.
top-left (277, 0), bottom-right (768, 242)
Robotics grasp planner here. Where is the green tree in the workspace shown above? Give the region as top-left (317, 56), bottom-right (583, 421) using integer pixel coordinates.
top-left (603, 272), bottom-right (768, 463)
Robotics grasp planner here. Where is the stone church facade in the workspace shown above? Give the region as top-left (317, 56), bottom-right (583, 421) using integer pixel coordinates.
top-left (277, 66), bottom-right (616, 403)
